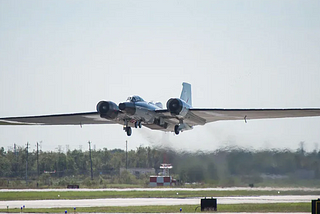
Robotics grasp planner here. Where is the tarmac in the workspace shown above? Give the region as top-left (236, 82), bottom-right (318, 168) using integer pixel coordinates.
top-left (1, 187), bottom-right (320, 192)
top-left (0, 188), bottom-right (316, 214)
top-left (0, 213), bottom-right (310, 214)
top-left (1, 195), bottom-right (317, 209)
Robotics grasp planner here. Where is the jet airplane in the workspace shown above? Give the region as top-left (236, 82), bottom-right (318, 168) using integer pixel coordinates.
top-left (1, 82), bottom-right (320, 136)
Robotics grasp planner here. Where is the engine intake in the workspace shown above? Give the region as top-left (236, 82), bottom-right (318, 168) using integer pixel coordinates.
top-left (96, 101), bottom-right (119, 119)
top-left (166, 98), bottom-right (189, 117)
top-left (118, 102), bottom-right (136, 115)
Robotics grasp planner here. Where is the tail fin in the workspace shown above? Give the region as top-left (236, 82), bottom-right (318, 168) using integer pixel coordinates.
top-left (180, 82), bottom-right (192, 106)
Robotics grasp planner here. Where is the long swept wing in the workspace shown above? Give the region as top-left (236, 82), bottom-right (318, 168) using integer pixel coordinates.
top-left (191, 108), bottom-right (320, 123)
top-left (156, 108), bottom-right (320, 126)
top-left (0, 112), bottom-right (118, 125)
top-left (2, 108), bottom-right (320, 127)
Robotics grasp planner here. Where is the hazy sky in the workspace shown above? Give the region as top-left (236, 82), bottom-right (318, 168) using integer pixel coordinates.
top-left (1, 0), bottom-right (320, 153)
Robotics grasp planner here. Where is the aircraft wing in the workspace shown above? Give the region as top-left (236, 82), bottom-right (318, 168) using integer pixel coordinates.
top-left (190, 108), bottom-right (320, 123)
top-left (156, 108), bottom-right (320, 126)
top-left (0, 112), bottom-right (119, 125)
top-left (2, 108), bottom-right (320, 131)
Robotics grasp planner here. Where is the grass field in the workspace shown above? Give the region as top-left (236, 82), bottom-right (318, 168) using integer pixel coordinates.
top-left (0, 203), bottom-right (310, 213)
top-left (0, 189), bottom-right (319, 201)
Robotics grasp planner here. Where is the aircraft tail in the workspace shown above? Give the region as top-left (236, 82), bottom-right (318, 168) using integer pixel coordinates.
top-left (180, 82), bottom-right (192, 106)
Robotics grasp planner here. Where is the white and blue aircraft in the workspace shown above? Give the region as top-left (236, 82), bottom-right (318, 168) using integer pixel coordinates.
top-left (1, 82), bottom-right (320, 136)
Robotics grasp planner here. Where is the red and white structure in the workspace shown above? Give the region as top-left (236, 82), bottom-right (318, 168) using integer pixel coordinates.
top-left (149, 163), bottom-right (175, 187)
top-left (149, 176), bottom-right (172, 187)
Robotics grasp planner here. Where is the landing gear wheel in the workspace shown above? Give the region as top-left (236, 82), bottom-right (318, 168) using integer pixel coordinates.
top-left (174, 125), bottom-right (180, 135)
top-left (134, 121), bottom-right (138, 128)
top-left (126, 127), bottom-right (132, 136)
top-left (138, 121), bottom-right (142, 128)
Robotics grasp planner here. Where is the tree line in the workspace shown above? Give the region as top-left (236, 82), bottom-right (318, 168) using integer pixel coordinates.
top-left (0, 144), bottom-right (320, 187)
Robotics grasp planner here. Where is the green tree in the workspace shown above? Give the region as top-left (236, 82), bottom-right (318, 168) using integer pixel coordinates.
top-left (0, 155), bottom-right (11, 177)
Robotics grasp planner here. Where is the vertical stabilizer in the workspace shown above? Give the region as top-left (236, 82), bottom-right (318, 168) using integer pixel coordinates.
top-left (180, 82), bottom-right (192, 107)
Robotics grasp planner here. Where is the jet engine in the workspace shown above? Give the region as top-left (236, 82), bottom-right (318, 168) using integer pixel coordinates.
top-left (166, 98), bottom-right (190, 118)
top-left (96, 101), bottom-right (119, 119)
top-left (118, 102), bottom-right (136, 115)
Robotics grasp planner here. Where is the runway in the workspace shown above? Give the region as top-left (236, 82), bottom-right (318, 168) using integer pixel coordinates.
top-left (1, 195), bottom-right (317, 209)
top-left (1, 187), bottom-right (320, 192)
top-left (9, 213), bottom-right (309, 214)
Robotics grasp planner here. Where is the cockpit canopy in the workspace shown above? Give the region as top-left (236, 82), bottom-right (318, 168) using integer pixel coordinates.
top-left (126, 95), bottom-right (144, 103)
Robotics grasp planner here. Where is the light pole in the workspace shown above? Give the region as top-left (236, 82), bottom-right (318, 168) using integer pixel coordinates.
top-left (126, 140), bottom-right (128, 170)
top-left (88, 141), bottom-right (93, 180)
top-left (36, 142), bottom-right (39, 177)
top-left (26, 142), bottom-right (29, 186)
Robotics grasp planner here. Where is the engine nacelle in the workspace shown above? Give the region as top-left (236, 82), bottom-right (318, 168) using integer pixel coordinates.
top-left (96, 101), bottom-right (119, 119)
top-left (166, 98), bottom-right (190, 118)
top-left (118, 102), bottom-right (136, 115)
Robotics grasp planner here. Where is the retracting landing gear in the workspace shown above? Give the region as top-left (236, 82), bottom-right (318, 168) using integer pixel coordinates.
top-left (134, 121), bottom-right (142, 129)
top-left (174, 125), bottom-right (180, 135)
top-left (124, 120), bottom-right (142, 136)
top-left (123, 120), bottom-right (132, 136)
top-left (125, 127), bottom-right (132, 136)
top-left (174, 122), bottom-right (192, 135)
